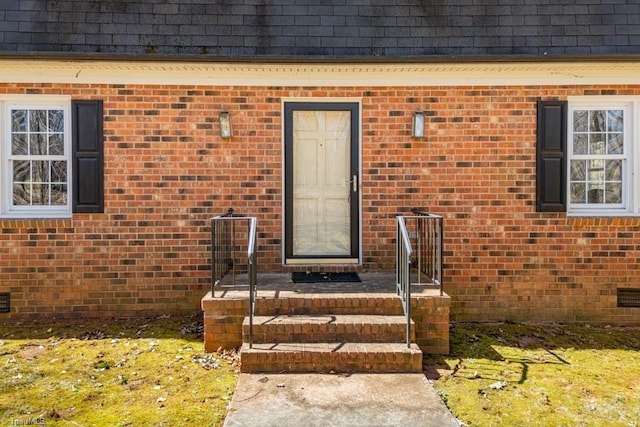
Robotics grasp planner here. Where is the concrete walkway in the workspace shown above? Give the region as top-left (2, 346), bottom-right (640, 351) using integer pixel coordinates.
top-left (223, 373), bottom-right (460, 427)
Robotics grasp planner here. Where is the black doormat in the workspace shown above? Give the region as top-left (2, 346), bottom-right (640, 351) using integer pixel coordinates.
top-left (291, 272), bottom-right (361, 283)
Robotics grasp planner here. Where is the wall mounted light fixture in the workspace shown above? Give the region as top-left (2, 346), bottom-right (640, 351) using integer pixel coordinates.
top-left (219, 106), bottom-right (233, 138)
top-left (412, 111), bottom-right (425, 138)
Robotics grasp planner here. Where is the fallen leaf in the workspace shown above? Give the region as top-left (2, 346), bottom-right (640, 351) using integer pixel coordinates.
top-left (489, 381), bottom-right (508, 390)
top-left (50, 408), bottom-right (74, 419)
top-left (93, 360), bottom-right (110, 371)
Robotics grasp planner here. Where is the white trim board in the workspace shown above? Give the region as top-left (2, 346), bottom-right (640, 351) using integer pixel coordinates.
top-left (1, 59), bottom-right (640, 87)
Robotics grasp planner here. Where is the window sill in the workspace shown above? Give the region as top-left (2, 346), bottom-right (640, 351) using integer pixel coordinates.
top-left (0, 212), bottom-right (72, 220)
top-left (567, 210), bottom-right (640, 218)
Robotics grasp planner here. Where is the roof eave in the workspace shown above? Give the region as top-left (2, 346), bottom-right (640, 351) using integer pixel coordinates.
top-left (2, 51), bottom-right (640, 64)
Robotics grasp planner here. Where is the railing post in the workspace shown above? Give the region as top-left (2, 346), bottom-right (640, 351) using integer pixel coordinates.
top-left (405, 247), bottom-right (411, 348)
top-left (211, 218), bottom-right (218, 298)
top-left (416, 216), bottom-right (422, 286)
top-left (438, 216), bottom-right (444, 296)
top-left (396, 219), bottom-right (400, 295)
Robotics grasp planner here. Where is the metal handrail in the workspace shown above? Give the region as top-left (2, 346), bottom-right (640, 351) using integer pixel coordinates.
top-left (247, 217), bottom-right (257, 349)
top-left (396, 211), bottom-right (445, 348)
top-left (396, 216), bottom-right (413, 348)
top-left (210, 209), bottom-right (258, 348)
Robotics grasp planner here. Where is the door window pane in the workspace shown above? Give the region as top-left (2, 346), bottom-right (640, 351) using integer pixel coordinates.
top-left (292, 110), bottom-right (351, 256)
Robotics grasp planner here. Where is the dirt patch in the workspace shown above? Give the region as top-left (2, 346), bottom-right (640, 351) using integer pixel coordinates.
top-left (17, 343), bottom-right (46, 360)
top-left (423, 364), bottom-right (453, 380)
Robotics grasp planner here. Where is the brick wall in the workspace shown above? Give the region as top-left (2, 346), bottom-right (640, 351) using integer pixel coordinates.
top-left (1, 82), bottom-right (640, 323)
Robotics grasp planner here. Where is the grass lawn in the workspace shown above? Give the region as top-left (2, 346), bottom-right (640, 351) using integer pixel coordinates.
top-left (2, 316), bottom-right (640, 427)
top-left (0, 314), bottom-right (238, 427)
top-left (428, 323), bottom-right (640, 427)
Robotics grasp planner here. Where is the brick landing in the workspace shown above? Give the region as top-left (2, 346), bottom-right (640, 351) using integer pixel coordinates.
top-left (201, 272), bottom-right (450, 357)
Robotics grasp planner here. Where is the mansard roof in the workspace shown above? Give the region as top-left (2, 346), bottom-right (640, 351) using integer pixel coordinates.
top-left (1, 0), bottom-right (639, 60)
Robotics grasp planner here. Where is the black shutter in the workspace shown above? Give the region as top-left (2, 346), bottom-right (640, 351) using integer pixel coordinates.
top-left (536, 100), bottom-right (567, 212)
top-left (72, 100), bottom-right (104, 213)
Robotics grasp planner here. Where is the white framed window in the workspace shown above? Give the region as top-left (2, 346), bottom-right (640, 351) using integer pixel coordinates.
top-left (1, 96), bottom-right (72, 218)
top-left (568, 97), bottom-right (638, 216)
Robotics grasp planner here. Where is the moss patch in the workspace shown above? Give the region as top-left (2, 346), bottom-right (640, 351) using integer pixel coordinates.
top-left (0, 314), bottom-right (238, 427)
top-left (428, 323), bottom-right (640, 427)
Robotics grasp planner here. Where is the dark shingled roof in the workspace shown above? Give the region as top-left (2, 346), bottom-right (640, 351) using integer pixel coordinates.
top-left (1, 0), bottom-right (639, 59)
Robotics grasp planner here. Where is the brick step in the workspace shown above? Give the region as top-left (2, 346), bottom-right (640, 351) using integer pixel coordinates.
top-left (243, 314), bottom-right (415, 344)
top-left (240, 342), bottom-right (423, 373)
top-left (253, 295), bottom-right (405, 316)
